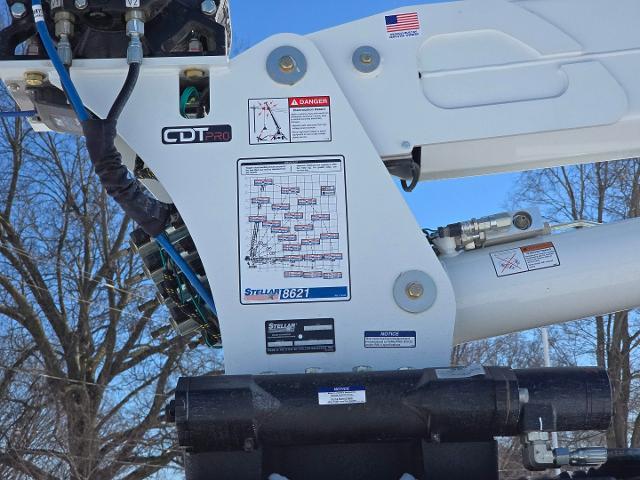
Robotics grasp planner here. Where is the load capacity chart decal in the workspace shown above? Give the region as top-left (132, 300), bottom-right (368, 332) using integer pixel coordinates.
top-left (237, 156), bottom-right (351, 304)
top-left (248, 96), bottom-right (332, 145)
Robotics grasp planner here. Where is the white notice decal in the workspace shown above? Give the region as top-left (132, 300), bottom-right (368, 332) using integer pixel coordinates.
top-left (318, 386), bottom-right (366, 405)
top-left (491, 242), bottom-right (560, 277)
top-left (249, 97), bottom-right (332, 145)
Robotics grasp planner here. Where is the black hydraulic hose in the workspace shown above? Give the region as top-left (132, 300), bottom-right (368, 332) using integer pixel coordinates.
top-left (606, 448), bottom-right (640, 463)
top-left (594, 448), bottom-right (640, 479)
top-left (82, 63), bottom-right (171, 237)
top-left (108, 63), bottom-right (141, 121)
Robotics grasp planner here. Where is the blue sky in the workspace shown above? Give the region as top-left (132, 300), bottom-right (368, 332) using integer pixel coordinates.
top-left (231, 0), bottom-right (518, 228)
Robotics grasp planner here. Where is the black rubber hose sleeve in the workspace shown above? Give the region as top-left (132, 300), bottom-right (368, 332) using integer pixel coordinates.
top-left (82, 118), bottom-right (170, 237)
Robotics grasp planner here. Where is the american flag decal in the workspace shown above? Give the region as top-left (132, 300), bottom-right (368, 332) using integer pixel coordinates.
top-left (385, 12), bottom-right (421, 36)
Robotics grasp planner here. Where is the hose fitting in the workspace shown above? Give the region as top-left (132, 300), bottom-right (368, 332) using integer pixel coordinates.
top-left (125, 10), bottom-right (145, 64)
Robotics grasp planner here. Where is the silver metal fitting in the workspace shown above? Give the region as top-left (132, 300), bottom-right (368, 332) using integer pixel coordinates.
top-left (518, 387), bottom-right (530, 404)
top-left (126, 18), bottom-right (145, 37)
top-left (127, 35), bottom-right (143, 64)
top-left (522, 432), bottom-right (608, 470)
top-left (522, 431), bottom-right (556, 470)
top-left (568, 447), bottom-right (608, 466)
top-left (305, 367), bottom-right (323, 374)
top-left (126, 10), bottom-right (145, 64)
top-left (433, 208), bottom-right (550, 252)
top-left (201, 0), bottom-right (218, 16)
top-left (74, 0), bottom-right (88, 10)
top-left (54, 11), bottom-right (75, 37)
top-left (513, 211), bottom-right (533, 230)
top-left (57, 35), bottom-right (73, 66)
top-left (10, 2), bottom-right (27, 19)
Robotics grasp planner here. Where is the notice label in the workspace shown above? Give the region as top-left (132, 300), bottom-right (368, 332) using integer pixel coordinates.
top-left (238, 157), bottom-right (350, 304)
top-left (265, 318), bottom-right (335, 355)
top-left (248, 97), bottom-right (332, 145)
top-left (364, 331), bottom-right (416, 348)
top-left (435, 364), bottom-right (486, 379)
top-left (318, 386), bottom-right (366, 405)
top-left (491, 242), bottom-right (560, 277)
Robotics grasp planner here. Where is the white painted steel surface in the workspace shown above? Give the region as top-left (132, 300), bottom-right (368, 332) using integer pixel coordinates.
top-left (443, 220), bottom-right (640, 345)
top-left (310, 0), bottom-right (640, 178)
top-left (0, 35), bottom-right (457, 374)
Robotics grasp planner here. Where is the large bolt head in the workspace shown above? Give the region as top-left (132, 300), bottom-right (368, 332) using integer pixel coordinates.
top-left (183, 68), bottom-right (206, 80)
top-left (278, 55), bottom-right (296, 73)
top-left (10, 2), bottom-right (27, 19)
top-left (74, 0), bottom-right (88, 9)
top-left (24, 71), bottom-right (46, 87)
top-left (201, 0), bottom-right (217, 15)
top-left (406, 282), bottom-right (424, 299)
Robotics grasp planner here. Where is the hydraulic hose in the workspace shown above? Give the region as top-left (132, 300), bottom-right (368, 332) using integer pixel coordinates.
top-left (0, 110), bottom-right (36, 118)
top-left (108, 62), bottom-right (141, 121)
top-left (606, 448), bottom-right (640, 463)
top-left (81, 117), bottom-right (171, 236)
top-left (155, 235), bottom-right (218, 316)
top-left (31, 0), bottom-right (88, 122)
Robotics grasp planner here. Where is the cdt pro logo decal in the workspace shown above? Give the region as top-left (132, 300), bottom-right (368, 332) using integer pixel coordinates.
top-left (162, 125), bottom-right (232, 144)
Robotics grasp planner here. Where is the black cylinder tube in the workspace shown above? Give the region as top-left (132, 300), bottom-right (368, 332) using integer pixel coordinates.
top-left (171, 367), bottom-right (610, 453)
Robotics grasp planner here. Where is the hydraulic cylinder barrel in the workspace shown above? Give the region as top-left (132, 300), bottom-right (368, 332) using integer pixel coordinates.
top-left (170, 366), bottom-right (610, 452)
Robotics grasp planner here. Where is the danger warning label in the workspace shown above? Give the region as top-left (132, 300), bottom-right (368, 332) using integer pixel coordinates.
top-left (491, 242), bottom-right (560, 277)
top-left (249, 96), bottom-right (332, 145)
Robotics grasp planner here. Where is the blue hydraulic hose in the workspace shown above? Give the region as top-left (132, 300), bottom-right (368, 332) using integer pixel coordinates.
top-left (31, 0), bottom-right (89, 122)
top-left (155, 234), bottom-right (218, 317)
top-left (0, 110), bottom-right (37, 118)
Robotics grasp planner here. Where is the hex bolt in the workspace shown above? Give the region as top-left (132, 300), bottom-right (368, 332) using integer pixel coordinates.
top-left (279, 55), bottom-right (296, 73)
top-left (74, 0), bottom-right (88, 9)
top-left (10, 2), bottom-right (27, 19)
top-left (201, 0), bottom-right (217, 16)
top-left (8, 83), bottom-right (20, 92)
top-left (406, 282), bottom-right (424, 299)
top-left (401, 140), bottom-right (412, 149)
top-left (360, 53), bottom-right (373, 64)
top-left (24, 72), bottom-right (46, 87)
